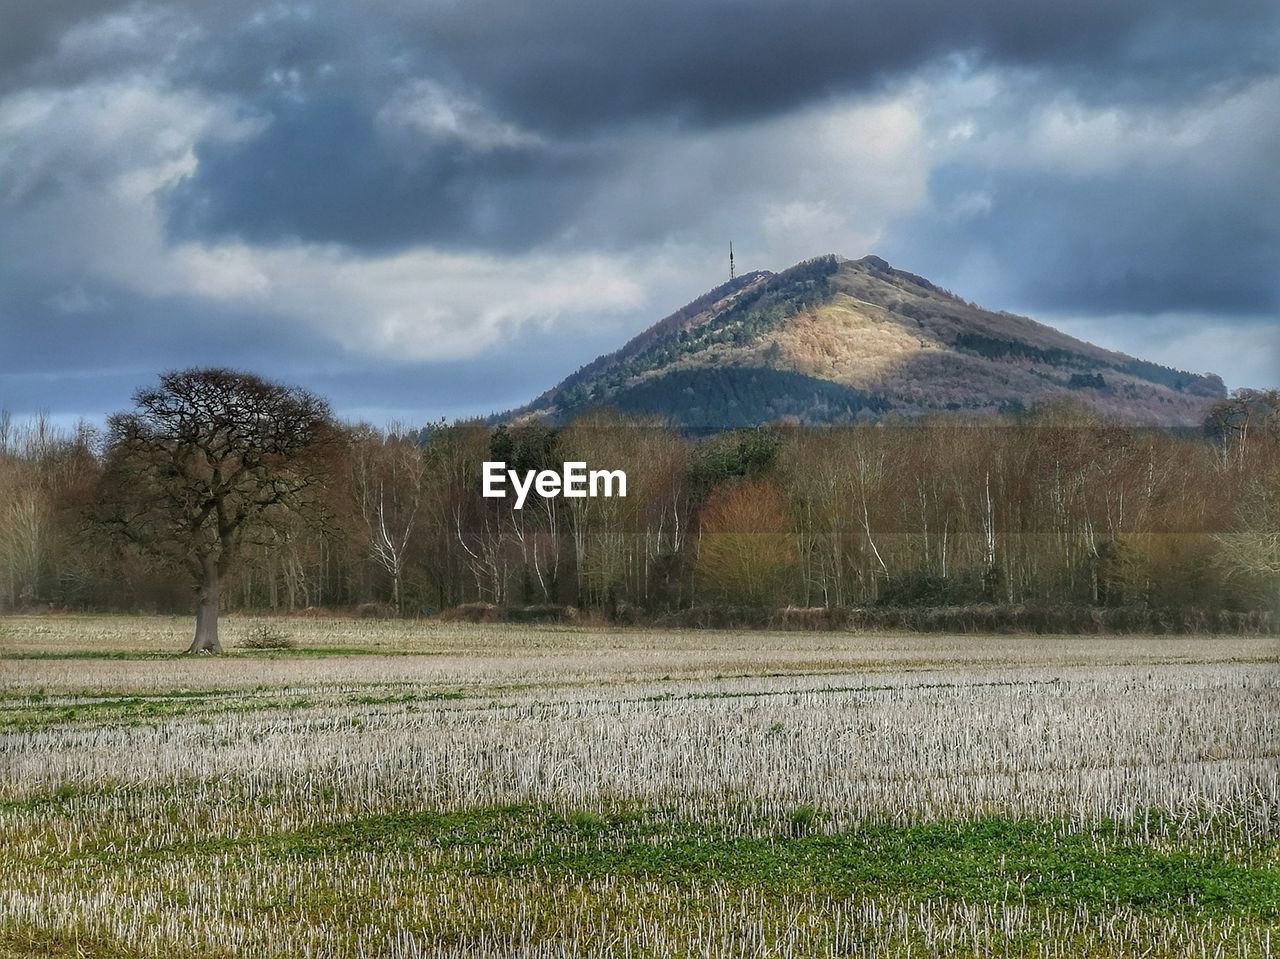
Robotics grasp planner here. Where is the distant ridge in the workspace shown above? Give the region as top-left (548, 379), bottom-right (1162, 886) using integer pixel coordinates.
top-left (509, 254), bottom-right (1226, 428)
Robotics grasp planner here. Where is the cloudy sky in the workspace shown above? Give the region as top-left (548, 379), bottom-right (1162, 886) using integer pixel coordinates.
top-left (3, 0), bottom-right (1278, 425)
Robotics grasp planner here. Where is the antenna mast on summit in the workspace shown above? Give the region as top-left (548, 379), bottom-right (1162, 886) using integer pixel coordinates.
top-left (729, 241), bottom-right (735, 281)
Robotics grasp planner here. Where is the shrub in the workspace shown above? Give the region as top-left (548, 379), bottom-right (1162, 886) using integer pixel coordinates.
top-left (568, 809), bottom-right (606, 830)
top-left (787, 804), bottom-right (819, 836)
top-left (877, 571), bottom-right (987, 607)
top-left (504, 604), bottom-right (579, 624)
top-left (444, 602), bottom-right (501, 623)
top-left (238, 622), bottom-right (295, 650)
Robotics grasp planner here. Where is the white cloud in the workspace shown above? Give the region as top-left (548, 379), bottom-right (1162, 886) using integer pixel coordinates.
top-left (0, 79), bottom-right (258, 206)
top-left (917, 67), bottom-right (1280, 181)
top-left (174, 243), bottom-right (654, 359)
top-left (566, 92), bottom-right (931, 268)
top-left (756, 97), bottom-right (928, 258)
top-left (378, 79), bottom-right (544, 152)
top-left (55, 6), bottom-right (199, 68)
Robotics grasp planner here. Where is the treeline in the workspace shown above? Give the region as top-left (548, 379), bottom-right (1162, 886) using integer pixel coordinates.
top-left (1, 391), bottom-right (1278, 629)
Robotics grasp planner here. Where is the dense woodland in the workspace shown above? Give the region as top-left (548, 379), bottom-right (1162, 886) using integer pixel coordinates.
top-left (1, 380), bottom-right (1278, 632)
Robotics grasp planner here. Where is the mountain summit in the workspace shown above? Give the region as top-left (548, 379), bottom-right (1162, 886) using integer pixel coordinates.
top-left (513, 254), bottom-right (1225, 428)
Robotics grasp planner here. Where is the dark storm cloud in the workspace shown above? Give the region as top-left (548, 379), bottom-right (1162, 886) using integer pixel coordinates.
top-left (880, 158), bottom-right (1280, 317)
top-left (401, 0), bottom-right (1280, 131)
top-left (6, 0), bottom-right (1276, 260)
top-left (163, 94), bottom-right (604, 251)
top-left (11, 0), bottom-right (1280, 253)
top-left (13, 0), bottom-right (1275, 117)
top-left (0, 0), bottom-right (128, 89)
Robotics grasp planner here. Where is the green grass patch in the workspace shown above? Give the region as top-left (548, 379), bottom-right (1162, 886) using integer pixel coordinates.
top-left (104, 805), bottom-right (1280, 922)
top-left (0, 685), bottom-right (469, 731)
top-left (0, 694), bottom-right (311, 731)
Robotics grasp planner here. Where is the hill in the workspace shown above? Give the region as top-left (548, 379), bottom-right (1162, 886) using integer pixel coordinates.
top-left (511, 254), bottom-right (1226, 427)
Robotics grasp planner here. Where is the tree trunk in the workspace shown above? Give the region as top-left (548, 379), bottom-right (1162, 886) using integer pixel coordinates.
top-left (186, 565), bottom-right (223, 654)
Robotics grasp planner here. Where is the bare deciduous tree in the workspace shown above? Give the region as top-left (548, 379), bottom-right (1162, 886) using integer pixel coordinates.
top-left (697, 478), bottom-right (795, 607)
top-left (1216, 482), bottom-right (1280, 611)
top-left (100, 369), bottom-right (338, 653)
top-left (352, 426), bottom-right (427, 614)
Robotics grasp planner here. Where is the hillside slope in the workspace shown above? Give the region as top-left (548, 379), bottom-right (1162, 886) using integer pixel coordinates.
top-left (513, 254), bottom-right (1225, 427)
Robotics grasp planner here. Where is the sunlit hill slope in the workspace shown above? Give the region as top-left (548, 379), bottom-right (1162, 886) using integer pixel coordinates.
top-left (512, 254), bottom-right (1225, 428)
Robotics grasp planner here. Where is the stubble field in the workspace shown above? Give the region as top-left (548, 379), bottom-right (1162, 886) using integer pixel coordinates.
top-left (0, 615), bottom-right (1277, 958)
